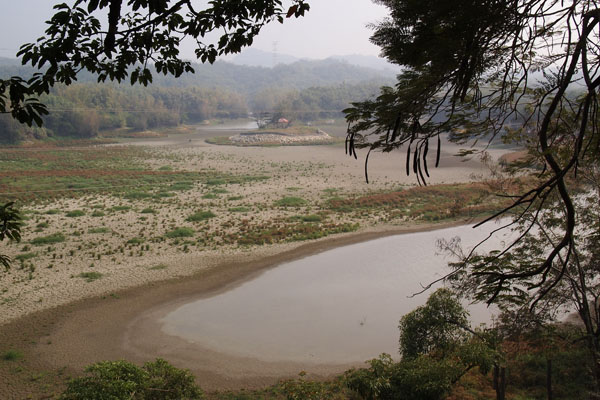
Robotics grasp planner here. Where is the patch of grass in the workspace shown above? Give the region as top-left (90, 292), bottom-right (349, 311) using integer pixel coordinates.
top-left (186, 211), bottom-right (216, 222)
top-left (91, 210), bottom-right (105, 217)
top-left (205, 178), bottom-right (226, 186)
top-left (202, 193), bottom-right (218, 199)
top-left (78, 271), bottom-right (103, 282)
top-left (290, 214), bottom-right (323, 222)
top-left (88, 227), bottom-right (110, 234)
top-left (44, 209), bottom-right (60, 215)
top-left (286, 187), bottom-right (301, 192)
top-left (165, 227), bottom-right (195, 238)
top-left (111, 205), bottom-right (131, 212)
top-left (1, 349), bottom-right (23, 361)
top-left (127, 237), bottom-right (145, 245)
top-left (66, 210), bottom-right (85, 217)
top-left (15, 252), bottom-right (37, 261)
top-left (153, 191), bottom-right (174, 199)
top-left (149, 264), bottom-right (168, 270)
top-left (170, 182), bottom-right (194, 191)
top-left (229, 207), bottom-right (251, 213)
top-left (36, 222), bottom-right (49, 228)
top-left (212, 188), bottom-right (229, 194)
top-left (275, 196), bottom-right (307, 207)
top-left (140, 208), bottom-right (157, 214)
top-left (123, 191), bottom-right (151, 200)
top-left (205, 136), bottom-right (231, 145)
top-left (227, 195), bottom-right (244, 201)
top-left (158, 165), bottom-right (172, 171)
top-left (31, 233), bottom-right (66, 245)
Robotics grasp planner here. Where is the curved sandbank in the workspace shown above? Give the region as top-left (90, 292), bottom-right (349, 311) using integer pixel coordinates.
top-left (0, 219), bottom-right (477, 394)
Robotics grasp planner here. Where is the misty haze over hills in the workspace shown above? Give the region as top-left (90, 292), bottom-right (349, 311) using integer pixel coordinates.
top-left (229, 48), bottom-right (399, 72)
top-left (0, 55), bottom-right (396, 94)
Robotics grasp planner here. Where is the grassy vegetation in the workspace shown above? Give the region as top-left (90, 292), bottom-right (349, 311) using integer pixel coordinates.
top-left (0, 147), bottom-right (268, 203)
top-left (88, 227), bottom-right (110, 234)
top-left (275, 196), bottom-right (307, 207)
top-left (126, 237), bottom-right (145, 245)
top-left (15, 252), bottom-right (37, 261)
top-left (1, 349), bottom-right (23, 361)
top-left (77, 272), bottom-right (103, 282)
top-left (186, 211), bottom-right (216, 222)
top-left (327, 183), bottom-right (514, 222)
top-left (65, 210), bottom-right (86, 217)
top-left (165, 227), bottom-right (195, 238)
top-left (31, 233), bottom-right (66, 245)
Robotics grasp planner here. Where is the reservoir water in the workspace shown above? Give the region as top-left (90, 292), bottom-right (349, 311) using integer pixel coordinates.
top-left (161, 221), bottom-right (508, 364)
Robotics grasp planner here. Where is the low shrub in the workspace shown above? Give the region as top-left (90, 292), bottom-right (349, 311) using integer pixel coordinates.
top-left (60, 359), bottom-right (203, 399)
top-left (1, 349), bottom-right (23, 361)
top-left (186, 211), bottom-right (216, 222)
top-left (78, 272), bottom-right (103, 282)
top-left (31, 233), bottom-right (66, 245)
top-left (275, 196), bottom-right (307, 207)
top-left (165, 227), bottom-right (195, 238)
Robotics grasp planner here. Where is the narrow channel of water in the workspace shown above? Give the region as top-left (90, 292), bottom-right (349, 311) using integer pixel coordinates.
top-left (161, 221), bottom-right (509, 364)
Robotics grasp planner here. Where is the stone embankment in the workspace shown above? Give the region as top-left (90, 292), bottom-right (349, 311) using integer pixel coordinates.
top-left (229, 129), bottom-right (333, 145)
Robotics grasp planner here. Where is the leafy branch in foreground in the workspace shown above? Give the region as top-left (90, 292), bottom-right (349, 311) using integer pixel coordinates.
top-left (0, 201), bottom-right (22, 270)
top-left (0, 0), bottom-right (309, 127)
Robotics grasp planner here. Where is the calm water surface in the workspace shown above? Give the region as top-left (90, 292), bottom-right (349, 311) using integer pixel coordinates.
top-left (162, 222), bottom-right (508, 364)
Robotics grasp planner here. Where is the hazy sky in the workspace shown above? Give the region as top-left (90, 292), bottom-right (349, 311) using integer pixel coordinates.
top-left (0, 0), bottom-right (389, 60)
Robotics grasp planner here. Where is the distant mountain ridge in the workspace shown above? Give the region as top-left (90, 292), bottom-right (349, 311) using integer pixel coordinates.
top-left (229, 48), bottom-right (399, 72)
top-left (0, 56), bottom-right (396, 94)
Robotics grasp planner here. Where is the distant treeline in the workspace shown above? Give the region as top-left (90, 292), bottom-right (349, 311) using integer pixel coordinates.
top-left (251, 83), bottom-right (384, 122)
top-left (0, 80), bottom-right (385, 143)
top-left (0, 85), bottom-right (248, 142)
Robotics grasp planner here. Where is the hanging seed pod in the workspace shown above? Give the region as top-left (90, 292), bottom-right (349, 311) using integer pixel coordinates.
top-left (406, 144), bottom-right (411, 176)
top-left (365, 148), bottom-right (372, 183)
top-left (435, 133), bottom-right (441, 168)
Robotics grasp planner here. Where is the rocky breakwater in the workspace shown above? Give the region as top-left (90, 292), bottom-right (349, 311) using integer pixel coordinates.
top-left (229, 128), bottom-right (334, 145)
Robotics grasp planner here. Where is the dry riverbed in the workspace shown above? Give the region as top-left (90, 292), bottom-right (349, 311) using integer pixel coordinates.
top-left (0, 123), bottom-right (513, 397)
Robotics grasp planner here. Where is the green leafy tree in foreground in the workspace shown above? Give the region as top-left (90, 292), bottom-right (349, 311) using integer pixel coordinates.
top-left (0, 202), bottom-right (22, 270)
top-left (0, 0), bottom-right (309, 126)
top-left (345, 289), bottom-right (496, 400)
top-left (60, 358), bottom-right (203, 400)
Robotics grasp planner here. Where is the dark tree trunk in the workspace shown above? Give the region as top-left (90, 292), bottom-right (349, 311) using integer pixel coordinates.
top-left (547, 358), bottom-right (552, 400)
top-left (494, 365), bottom-right (506, 400)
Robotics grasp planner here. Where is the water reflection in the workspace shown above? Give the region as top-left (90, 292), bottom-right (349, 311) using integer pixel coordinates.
top-left (162, 222), bottom-right (507, 364)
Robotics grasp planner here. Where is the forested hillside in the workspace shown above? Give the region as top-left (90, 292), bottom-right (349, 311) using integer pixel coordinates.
top-left (0, 57), bottom-right (391, 143)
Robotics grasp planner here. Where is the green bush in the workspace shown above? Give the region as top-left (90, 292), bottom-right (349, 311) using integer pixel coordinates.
top-left (127, 237), bottom-right (145, 245)
top-left (1, 349), bottom-right (23, 361)
top-left (66, 210), bottom-right (86, 217)
top-left (78, 272), bottom-right (103, 282)
top-left (15, 252), bottom-right (37, 261)
top-left (165, 227), bottom-right (195, 238)
top-left (186, 211), bottom-right (216, 222)
top-left (275, 196), bottom-right (307, 207)
top-left (88, 227), bottom-right (110, 234)
top-left (60, 359), bottom-right (203, 399)
top-left (228, 207), bottom-right (251, 213)
top-left (31, 233), bottom-right (66, 245)
top-left (124, 191), bottom-right (151, 200)
top-left (141, 208), bottom-right (157, 214)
